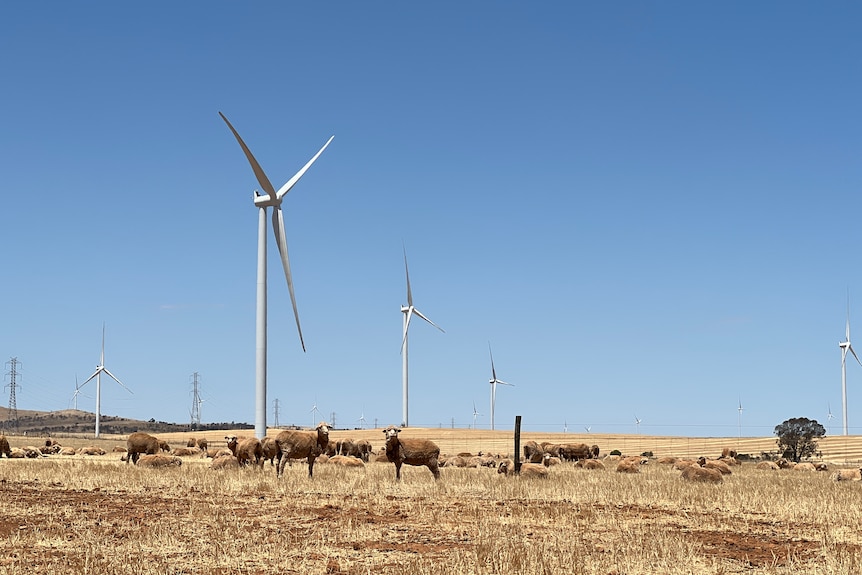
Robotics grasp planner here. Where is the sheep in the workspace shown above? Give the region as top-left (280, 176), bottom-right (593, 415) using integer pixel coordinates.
top-left (0, 435), bottom-right (10, 458)
top-left (673, 459), bottom-right (698, 471)
top-left (523, 441), bottom-right (544, 463)
top-left (540, 443), bottom-right (561, 458)
top-left (77, 446), bottom-right (105, 456)
top-left (225, 436), bottom-right (263, 468)
top-left (776, 458), bottom-right (795, 470)
top-left (211, 454), bottom-right (240, 470)
top-left (558, 443), bottom-right (592, 462)
top-left (719, 447), bottom-right (738, 460)
top-left (756, 461), bottom-right (780, 471)
top-left (382, 426), bottom-right (440, 481)
top-left (127, 432), bottom-right (162, 464)
top-left (681, 463), bottom-right (723, 483)
top-left (543, 454), bottom-right (562, 467)
top-left (575, 458), bottom-right (604, 470)
top-left (354, 439), bottom-right (373, 462)
top-left (497, 459), bottom-right (549, 478)
top-left (793, 462), bottom-right (817, 472)
top-left (615, 459), bottom-right (642, 474)
top-left (274, 422), bottom-right (330, 478)
top-left (40, 444), bottom-right (61, 455)
top-left (205, 448), bottom-right (233, 459)
top-left (158, 440), bottom-right (171, 452)
top-left (336, 439), bottom-right (355, 456)
top-left (112, 446), bottom-right (127, 453)
top-left (186, 438), bottom-right (197, 448)
top-left (657, 456), bottom-right (678, 465)
top-left (328, 454), bottom-right (365, 468)
top-left (137, 454), bottom-right (182, 468)
top-left (196, 438), bottom-right (208, 451)
top-left (8, 448), bottom-right (25, 458)
top-left (698, 457), bottom-right (732, 475)
top-left (171, 446), bottom-right (202, 457)
top-left (443, 455), bottom-right (468, 468)
top-left (23, 446), bottom-right (44, 458)
top-left (831, 468), bottom-right (862, 482)
top-left (261, 437), bottom-right (279, 466)
top-left (59, 447), bottom-right (77, 456)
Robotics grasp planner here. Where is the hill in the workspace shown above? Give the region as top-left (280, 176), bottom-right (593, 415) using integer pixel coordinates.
top-left (0, 407), bottom-right (251, 436)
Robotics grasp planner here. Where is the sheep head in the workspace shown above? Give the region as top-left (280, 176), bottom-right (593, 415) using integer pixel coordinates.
top-left (225, 436), bottom-right (238, 453)
top-left (383, 426), bottom-right (401, 441)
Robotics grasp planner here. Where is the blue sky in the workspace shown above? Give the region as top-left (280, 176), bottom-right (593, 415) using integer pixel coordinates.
top-left (1, 3), bottom-right (860, 437)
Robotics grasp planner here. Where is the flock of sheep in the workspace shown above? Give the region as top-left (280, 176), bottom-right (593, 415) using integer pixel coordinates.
top-left (2, 431), bottom-right (862, 484)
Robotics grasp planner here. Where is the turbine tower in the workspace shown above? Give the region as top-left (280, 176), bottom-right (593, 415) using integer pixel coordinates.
top-left (488, 343), bottom-right (512, 431)
top-left (80, 324), bottom-right (132, 438)
top-left (839, 295), bottom-right (862, 436)
top-left (400, 247), bottom-right (444, 427)
top-left (220, 112), bottom-right (334, 439)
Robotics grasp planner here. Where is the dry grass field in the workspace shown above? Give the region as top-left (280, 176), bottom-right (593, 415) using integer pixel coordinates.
top-left (1, 428), bottom-right (861, 574)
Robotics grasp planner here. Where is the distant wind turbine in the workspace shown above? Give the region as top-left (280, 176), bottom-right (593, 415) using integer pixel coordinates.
top-left (310, 400), bottom-right (321, 428)
top-left (71, 374), bottom-right (82, 411)
top-left (358, 410), bottom-right (366, 429)
top-left (827, 402), bottom-right (834, 435)
top-left (400, 246), bottom-right (444, 427)
top-left (488, 343), bottom-right (513, 431)
top-left (839, 293), bottom-right (862, 436)
top-left (563, 420), bottom-right (568, 433)
top-left (472, 401), bottom-right (482, 429)
top-left (220, 112), bottom-right (334, 440)
top-left (79, 324), bottom-right (132, 438)
top-left (584, 425), bottom-right (591, 433)
top-left (737, 398), bottom-right (744, 439)
top-left (634, 416), bottom-right (642, 434)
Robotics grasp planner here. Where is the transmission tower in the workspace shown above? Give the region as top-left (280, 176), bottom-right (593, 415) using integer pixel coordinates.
top-left (273, 398), bottom-right (280, 428)
top-left (5, 357), bottom-right (21, 431)
top-left (189, 372), bottom-right (202, 429)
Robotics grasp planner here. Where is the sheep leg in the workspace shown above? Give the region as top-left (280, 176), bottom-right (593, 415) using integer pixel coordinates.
top-left (394, 460), bottom-right (402, 480)
top-left (276, 451), bottom-right (289, 478)
top-left (428, 461), bottom-right (440, 480)
top-left (306, 455), bottom-right (315, 478)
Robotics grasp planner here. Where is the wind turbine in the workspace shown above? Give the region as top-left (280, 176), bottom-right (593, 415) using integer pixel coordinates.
top-left (220, 112), bottom-right (334, 440)
top-left (400, 247), bottom-right (444, 427)
top-left (488, 343), bottom-right (513, 431)
top-left (828, 402), bottom-right (834, 435)
top-left (472, 401), bottom-right (482, 429)
top-left (634, 415), bottom-right (642, 434)
top-left (71, 374), bottom-right (82, 411)
top-left (79, 324), bottom-right (132, 438)
top-left (737, 398), bottom-right (744, 439)
top-left (563, 420), bottom-right (568, 433)
top-left (358, 411), bottom-right (366, 429)
top-left (839, 294), bottom-right (862, 436)
top-left (310, 400), bottom-right (321, 428)
top-left (584, 425), bottom-right (591, 433)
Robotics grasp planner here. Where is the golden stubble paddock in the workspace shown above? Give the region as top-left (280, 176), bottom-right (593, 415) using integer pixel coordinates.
top-left (1, 429), bottom-right (861, 575)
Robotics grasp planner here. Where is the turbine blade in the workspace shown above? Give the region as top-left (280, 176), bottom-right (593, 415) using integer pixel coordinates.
top-left (275, 135), bottom-right (335, 200)
top-left (102, 368), bottom-right (132, 394)
top-left (219, 112), bottom-right (277, 200)
top-left (80, 369), bottom-right (101, 387)
top-left (850, 344), bottom-right (862, 367)
top-left (400, 308), bottom-right (414, 354)
top-left (101, 323), bottom-right (106, 366)
top-left (403, 246), bottom-right (413, 308)
top-left (489, 344), bottom-right (497, 380)
top-left (496, 379), bottom-right (513, 387)
top-left (273, 207), bottom-right (306, 352)
top-left (847, 318), bottom-right (852, 342)
top-left (412, 308), bottom-right (444, 332)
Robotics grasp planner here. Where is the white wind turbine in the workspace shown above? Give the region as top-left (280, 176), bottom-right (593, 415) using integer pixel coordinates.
top-left (828, 403), bottom-right (834, 435)
top-left (71, 374), bottom-right (82, 411)
top-left (839, 295), bottom-right (862, 436)
top-left (488, 343), bottom-right (513, 431)
top-left (79, 324), bottom-right (132, 438)
top-left (584, 425), bottom-right (591, 433)
top-left (472, 401), bottom-right (482, 429)
top-left (737, 398), bottom-right (744, 439)
top-left (310, 400), bottom-right (321, 428)
top-left (634, 415), bottom-right (642, 434)
top-left (400, 247), bottom-right (444, 427)
top-left (358, 411), bottom-right (366, 429)
top-left (220, 112), bottom-right (334, 440)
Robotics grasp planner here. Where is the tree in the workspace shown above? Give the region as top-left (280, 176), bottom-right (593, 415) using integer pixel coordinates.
top-left (774, 417), bottom-right (825, 462)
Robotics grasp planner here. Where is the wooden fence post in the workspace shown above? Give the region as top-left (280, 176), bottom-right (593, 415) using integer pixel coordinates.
top-left (514, 415), bottom-right (522, 474)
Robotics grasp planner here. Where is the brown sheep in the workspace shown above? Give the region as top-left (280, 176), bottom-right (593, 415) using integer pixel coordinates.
top-left (59, 447), bottom-right (77, 456)
top-left (0, 435), bottom-right (10, 458)
top-left (673, 459), bottom-right (698, 471)
top-left (196, 438), bottom-right (208, 451)
top-left (443, 455), bottom-right (468, 468)
top-left (793, 462), bottom-right (817, 472)
top-left (543, 454), bottom-right (562, 467)
top-left (615, 459), bottom-right (642, 474)
top-left (211, 454), bottom-right (240, 470)
top-left (171, 446), bottom-right (202, 457)
top-left (186, 438), bottom-right (197, 448)
top-left (832, 468), bottom-right (862, 482)
top-left (559, 443), bottom-right (592, 462)
top-left (657, 456), bottom-right (678, 465)
top-left (261, 437), bottom-right (279, 466)
top-left (698, 457), bottom-right (732, 475)
top-left (225, 436), bottom-right (263, 468)
top-left (540, 443), bottom-right (561, 458)
top-left (8, 448), bottom-right (26, 458)
top-left (137, 454), bottom-right (182, 468)
top-left (275, 422), bottom-right (330, 478)
top-left (756, 461), bottom-right (780, 470)
top-left (158, 440), bottom-right (171, 452)
top-left (382, 426), bottom-right (440, 481)
top-left (575, 458), bottom-right (605, 470)
top-left (719, 447), bottom-right (738, 459)
top-left (112, 446), bottom-right (127, 453)
top-left (498, 460), bottom-right (549, 478)
top-left (40, 444), bottom-right (61, 455)
top-left (681, 464), bottom-right (723, 483)
top-left (77, 446), bottom-right (105, 456)
top-left (523, 441), bottom-right (544, 463)
top-left (127, 432), bottom-right (162, 465)
top-left (328, 454), bottom-right (365, 468)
